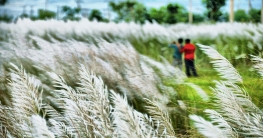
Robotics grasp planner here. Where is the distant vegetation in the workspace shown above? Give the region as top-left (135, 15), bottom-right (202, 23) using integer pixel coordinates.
top-left (0, 0), bottom-right (261, 24)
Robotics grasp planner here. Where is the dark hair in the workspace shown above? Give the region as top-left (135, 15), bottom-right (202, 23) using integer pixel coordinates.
top-left (185, 38), bottom-right (191, 43)
top-left (178, 38), bottom-right (183, 43)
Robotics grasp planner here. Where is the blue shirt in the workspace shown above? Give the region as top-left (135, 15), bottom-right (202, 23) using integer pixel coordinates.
top-left (169, 43), bottom-right (183, 60)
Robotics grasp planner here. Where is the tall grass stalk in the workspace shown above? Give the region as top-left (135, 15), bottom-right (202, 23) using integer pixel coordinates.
top-left (190, 44), bottom-right (263, 137)
top-left (110, 92), bottom-right (153, 138)
top-left (250, 55), bottom-right (263, 79)
top-left (48, 71), bottom-right (95, 137)
top-left (189, 109), bottom-right (238, 138)
top-left (144, 98), bottom-right (176, 137)
top-left (196, 44), bottom-right (242, 83)
top-left (5, 63), bottom-right (54, 138)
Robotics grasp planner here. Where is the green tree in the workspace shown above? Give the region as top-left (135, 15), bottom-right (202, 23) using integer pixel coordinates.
top-left (20, 13), bottom-right (29, 19)
top-left (37, 9), bottom-right (56, 20)
top-left (149, 3), bottom-right (187, 24)
top-left (234, 9), bottom-right (248, 22)
top-left (167, 3), bottom-right (179, 14)
top-left (148, 7), bottom-right (167, 23)
top-left (0, 14), bottom-right (13, 23)
top-left (220, 11), bottom-right (229, 22)
top-left (61, 6), bottom-right (81, 21)
top-left (131, 3), bottom-right (150, 23)
top-left (109, 0), bottom-right (137, 22)
top-left (109, 1), bottom-right (188, 24)
top-left (0, 0), bottom-right (7, 5)
top-left (109, 0), bottom-right (149, 23)
top-left (204, 9), bottom-right (228, 22)
top-left (248, 8), bottom-right (261, 23)
top-left (166, 3), bottom-right (188, 24)
top-left (88, 9), bottom-right (104, 21)
top-left (193, 14), bottom-right (205, 23)
top-left (202, 0), bottom-right (226, 21)
top-left (171, 4), bottom-right (188, 23)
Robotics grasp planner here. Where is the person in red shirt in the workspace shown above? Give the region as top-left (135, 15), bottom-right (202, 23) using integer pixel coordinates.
top-left (180, 38), bottom-right (198, 77)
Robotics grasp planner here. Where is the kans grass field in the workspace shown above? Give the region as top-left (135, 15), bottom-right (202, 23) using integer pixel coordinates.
top-left (0, 18), bottom-right (263, 138)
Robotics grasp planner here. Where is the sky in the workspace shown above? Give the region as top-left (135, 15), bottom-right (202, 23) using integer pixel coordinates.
top-left (0, 0), bottom-right (262, 17)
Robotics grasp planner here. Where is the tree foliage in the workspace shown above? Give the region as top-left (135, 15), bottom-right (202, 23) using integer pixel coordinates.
top-left (0, 0), bottom-right (7, 5)
top-left (234, 9), bottom-right (248, 22)
top-left (193, 14), bottom-right (205, 23)
top-left (61, 6), bottom-right (81, 21)
top-left (149, 7), bottom-right (167, 23)
top-left (37, 9), bottom-right (56, 20)
top-left (165, 3), bottom-right (188, 24)
top-left (0, 14), bottom-right (13, 23)
top-left (109, 0), bottom-right (189, 24)
top-left (3, 0), bottom-right (259, 24)
top-left (248, 8), bottom-right (261, 23)
top-left (88, 9), bottom-right (104, 21)
top-left (148, 4), bottom-right (189, 24)
top-left (202, 0), bottom-right (226, 12)
top-left (202, 0), bottom-right (226, 21)
top-left (231, 8), bottom-right (261, 23)
top-left (204, 10), bottom-right (228, 22)
top-left (109, 0), bottom-right (148, 23)
top-left (167, 3), bottom-right (179, 14)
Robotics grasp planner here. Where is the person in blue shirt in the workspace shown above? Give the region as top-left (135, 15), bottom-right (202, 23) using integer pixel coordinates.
top-left (169, 38), bottom-right (184, 70)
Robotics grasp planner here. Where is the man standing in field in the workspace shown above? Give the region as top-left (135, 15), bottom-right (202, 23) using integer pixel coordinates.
top-left (169, 38), bottom-right (184, 70)
top-left (180, 38), bottom-right (198, 77)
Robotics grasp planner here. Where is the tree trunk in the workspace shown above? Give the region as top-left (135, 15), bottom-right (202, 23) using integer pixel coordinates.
top-left (210, 11), bottom-right (213, 21)
top-left (188, 0), bottom-right (193, 23)
top-left (230, 0), bottom-right (234, 23)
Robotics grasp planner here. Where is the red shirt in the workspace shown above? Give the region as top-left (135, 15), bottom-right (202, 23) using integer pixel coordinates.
top-left (180, 43), bottom-right (195, 60)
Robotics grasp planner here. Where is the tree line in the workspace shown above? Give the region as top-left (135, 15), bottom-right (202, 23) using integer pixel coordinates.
top-left (0, 0), bottom-right (261, 24)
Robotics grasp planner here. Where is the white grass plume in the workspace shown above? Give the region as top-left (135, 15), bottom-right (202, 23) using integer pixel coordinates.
top-left (195, 45), bottom-right (263, 137)
top-left (30, 115), bottom-right (55, 138)
top-left (211, 81), bottom-right (263, 137)
top-left (189, 111), bottom-right (237, 138)
top-left (48, 72), bottom-right (93, 137)
top-left (196, 44), bottom-right (242, 83)
top-left (0, 125), bottom-right (12, 138)
top-left (9, 63), bottom-right (43, 117)
top-left (0, 105), bottom-right (19, 138)
top-left (8, 63), bottom-right (46, 137)
top-left (212, 81), bottom-right (261, 116)
top-left (48, 64), bottom-right (115, 137)
top-left (47, 72), bottom-right (77, 100)
top-left (186, 71), bottom-right (261, 137)
top-left (42, 100), bottom-right (65, 123)
top-left (48, 119), bottom-right (75, 138)
top-left (43, 104), bottom-right (74, 137)
top-left (4, 19), bottom-right (263, 48)
top-left (76, 64), bottom-right (113, 137)
top-left (110, 91), bottom-right (146, 138)
top-left (144, 98), bottom-right (176, 138)
top-left (250, 55), bottom-right (263, 79)
top-left (204, 109), bottom-right (238, 137)
top-left (136, 113), bottom-right (159, 137)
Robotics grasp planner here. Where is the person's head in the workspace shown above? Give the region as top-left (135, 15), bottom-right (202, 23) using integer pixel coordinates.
top-left (185, 38), bottom-right (191, 44)
top-left (178, 38), bottom-right (183, 44)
